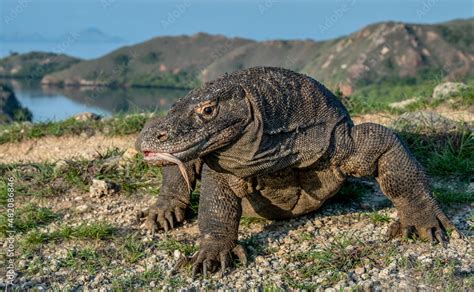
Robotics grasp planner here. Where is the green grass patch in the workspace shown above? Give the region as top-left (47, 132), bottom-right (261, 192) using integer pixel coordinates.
top-left (120, 234), bottom-right (147, 264)
top-left (155, 236), bottom-right (197, 256)
top-left (0, 113), bottom-right (157, 144)
top-left (432, 186), bottom-right (474, 204)
top-left (240, 216), bottom-right (268, 228)
top-left (0, 178), bottom-right (9, 205)
top-left (0, 203), bottom-right (59, 236)
top-left (292, 235), bottom-right (371, 287)
top-left (298, 231), bottom-right (313, 241)
top-left (0, 148), bottom-right (162, 198)
top-left (0, 162), bottom-right (81, 197)
top-left (22, 221), bottom-right (116, 247)
top-left (346, 78), bottom-right (438, 114)
top-left (328, 180), bottom-right (370, 205)
top-left (188, 185), bottom-right (201, 216)
top-left (364, 211), bottom-right (391, 224)
top-left (60, 247), bottom-right (103, 275)
top-left (400, 130), bottom-right (473, 180)
top-left (111, 266), bottom-right (165, 290)
top-left (343, 76), bottom-right (474, 115)
top-left (399, 255), bottom-right (471, 290)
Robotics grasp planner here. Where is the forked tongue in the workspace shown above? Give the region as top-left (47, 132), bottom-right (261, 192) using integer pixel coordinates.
top-left (154, 153), bottom-right (191, 193)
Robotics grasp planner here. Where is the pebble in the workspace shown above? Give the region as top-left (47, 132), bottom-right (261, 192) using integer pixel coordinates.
top-left (76, 204), bottom-right (90, 213)
top-left (355, 266), bottom-right (365, 275)
top-left (173, 250), bottom-right (182, 260)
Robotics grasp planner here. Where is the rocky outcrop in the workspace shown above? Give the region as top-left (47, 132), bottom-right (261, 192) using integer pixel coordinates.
top-left (390, 110), bottom-right (469, 134)
top-left (432, 82), bottom-right (469, 100)
top-left (0, 84), bottom-right (32, 124)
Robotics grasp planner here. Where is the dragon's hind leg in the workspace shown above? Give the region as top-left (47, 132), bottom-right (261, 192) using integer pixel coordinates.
top-left (340, 123), bottom-right (459, 244)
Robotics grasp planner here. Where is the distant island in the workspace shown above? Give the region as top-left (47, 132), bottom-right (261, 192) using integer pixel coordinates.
top-left (1, 18), bottom-right (472, 95)
top-left (0, 27), bottom-right (125, 43)
top-left (0, 52), bottom-right (81, 79)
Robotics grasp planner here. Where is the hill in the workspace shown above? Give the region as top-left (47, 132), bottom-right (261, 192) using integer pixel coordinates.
top-left (0, 28), bottom-right (124, 43)
top-left (42, 33), bottom-right (253, 88)
top-left (58, 27), bottom-right (125, 43)
top-left (0, 51), bottom-right (81, 79)
top-left (205, 18), bottom-right (474, 94)
top-left (40, 18), bottom-right (474, 91)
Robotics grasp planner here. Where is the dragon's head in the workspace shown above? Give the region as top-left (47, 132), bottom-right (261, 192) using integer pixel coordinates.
top-left (136, 82), bottom-right (251, 169)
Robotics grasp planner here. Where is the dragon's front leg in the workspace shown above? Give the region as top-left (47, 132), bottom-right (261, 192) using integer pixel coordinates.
top-left (189, 165), bottom-right (247, 278)
top-left (137, 159), bottom-right (202, 232)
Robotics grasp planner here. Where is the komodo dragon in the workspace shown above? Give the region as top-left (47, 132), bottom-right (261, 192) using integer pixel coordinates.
top-left (135, 67), bottom-right (458, 277)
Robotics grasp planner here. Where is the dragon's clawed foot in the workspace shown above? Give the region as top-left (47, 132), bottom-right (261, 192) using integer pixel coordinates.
top-left (136, 199), bottom-right (187, 233)
top-left (174, 241), bottom-right (247, 279)
top-left (385, 205), bottom-right (463, 246)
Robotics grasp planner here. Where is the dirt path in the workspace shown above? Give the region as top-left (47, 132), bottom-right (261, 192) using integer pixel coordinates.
top-left (0, 134), bottom-right (137, 164)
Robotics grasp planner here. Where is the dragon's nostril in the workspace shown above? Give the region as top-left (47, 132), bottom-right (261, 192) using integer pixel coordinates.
top-left (157, 131), bottom-right (168, 142)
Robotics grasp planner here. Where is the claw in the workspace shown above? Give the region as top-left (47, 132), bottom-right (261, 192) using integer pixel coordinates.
top-left (157, 212), bottom-right (169, 232)
top-left (144, 212), bottom-right (158, 234)
top-left (232, 245), bottom-right (248, 266)
top-left (136, 209), bottom-right (146, 222)
top-left (165, 212), bottom-right (174, 229)
top-left (219, 251), bottom-right (230, 277)
top-left (173, 254), bottom-right (189, 271)
top-left (426, 228), bottom-right (436, 246)
top-left (386, 220), bottom-right (401, 241)
top-left (202, 259), bottom-right (208, 278)
top-left (175, 207), bottom-right (185, 222)
top-left (191, 263), bottom-right (199, 280)
top-left (191, 251), bottom-right (206, 280)
top-left (402, 226), bottom-right (415, 240)
top-left (434, 229), bottom-right (447, 247)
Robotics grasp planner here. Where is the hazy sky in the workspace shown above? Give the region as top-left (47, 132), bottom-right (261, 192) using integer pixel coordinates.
top-left (1, 0), bottom-right (472, 43)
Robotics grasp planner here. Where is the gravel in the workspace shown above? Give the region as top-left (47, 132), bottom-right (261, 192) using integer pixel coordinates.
top-left (2, 187), bottom-right (472, 290)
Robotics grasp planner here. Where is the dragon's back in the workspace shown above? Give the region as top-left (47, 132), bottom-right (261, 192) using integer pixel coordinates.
top-left (204, 67), bottom-right (353, 177)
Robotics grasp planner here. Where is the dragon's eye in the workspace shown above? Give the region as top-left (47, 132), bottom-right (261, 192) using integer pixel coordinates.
top-left (203, 106), bottom-right (213, 115)
top-left (196, 101), bottom-right (217, 120)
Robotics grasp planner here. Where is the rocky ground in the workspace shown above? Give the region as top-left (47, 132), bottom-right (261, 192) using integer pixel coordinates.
top-left (1, 177), bottom-right (472, 290)
top-left (0, 109), bottom-right (473, 290)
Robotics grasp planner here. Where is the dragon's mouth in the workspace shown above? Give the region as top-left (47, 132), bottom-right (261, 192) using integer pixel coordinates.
top-left (143, 152), bottom-right (191, 193)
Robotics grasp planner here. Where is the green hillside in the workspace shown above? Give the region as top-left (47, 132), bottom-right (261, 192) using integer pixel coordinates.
top-left (42, 33), bottom-right (253, 89)
top-left (0, 51), bottom-right (80, 79)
